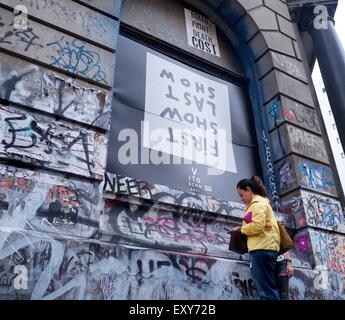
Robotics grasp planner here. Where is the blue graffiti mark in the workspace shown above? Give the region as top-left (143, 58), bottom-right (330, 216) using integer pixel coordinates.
top-left (317, 200), bottom-right (341, 229)
top-left (298, 162), bottom-right (336, 193)
top-left (306, 196), bottom-right (342, 230)
top-left (317, 233), bottom-right (328, 266)
top-left (267, 102), bottom-right (281, 128)
top-left (262, 130), bottom-right (280, 210)
top-left (46, 36), bottom-right (108, 84)
top-left (267, 101), bottom-right (286, 155)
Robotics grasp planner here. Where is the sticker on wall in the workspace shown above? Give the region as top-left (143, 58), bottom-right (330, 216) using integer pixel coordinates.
top-left (184, 8), bottom-right (220, 57)
top-left (144, 52), bottom-right (236, 173)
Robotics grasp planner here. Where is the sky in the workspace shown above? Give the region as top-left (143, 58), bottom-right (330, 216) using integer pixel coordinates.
top-left (313, 0), bottom-right (345, 82)
top-left (335, 0), bottom-right (345, 46)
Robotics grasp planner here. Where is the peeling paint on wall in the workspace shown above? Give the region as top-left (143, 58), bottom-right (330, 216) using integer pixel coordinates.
top-left (0, 104), bottom-right (107, 179)
top-left (309, 230), bottom-right (345, 274)
top-left (1, 232), bottom-right (344, 300)
top-left (0, 163), bottom-right (102, 238)
top-left (0, 53), bottom-right (111, 129)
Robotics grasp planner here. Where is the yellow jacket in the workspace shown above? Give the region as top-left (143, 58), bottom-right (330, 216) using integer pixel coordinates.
top-left (240, 195), bottom-right (280, 252)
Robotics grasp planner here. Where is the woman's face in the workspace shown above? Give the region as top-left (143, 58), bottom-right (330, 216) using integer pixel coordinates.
top-left (237, 187), bottom-right (253, 205)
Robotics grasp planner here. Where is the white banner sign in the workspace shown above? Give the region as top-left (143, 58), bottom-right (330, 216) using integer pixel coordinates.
top-left (184, 8), bottom-right (220, 57)
top-left (144, 52), bottom-right (237, 173)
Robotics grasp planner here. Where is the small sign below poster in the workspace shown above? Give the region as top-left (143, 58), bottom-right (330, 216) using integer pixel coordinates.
top-left (184, 8), bottom-right (220, 57)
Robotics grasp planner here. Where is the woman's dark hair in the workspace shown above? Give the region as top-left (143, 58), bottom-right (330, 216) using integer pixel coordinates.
top-left (236, 176), bottom-right (267, 197)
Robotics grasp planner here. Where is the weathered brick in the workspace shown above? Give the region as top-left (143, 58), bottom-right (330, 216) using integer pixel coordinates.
top-left (270, 124), bottom-right (329, 164)
top-left (237, 6), bottom-right (279, 41)
top-left (250, 31), bottom-right (295, 59)
top-left (264, 0), bottom-right (291, 20)
top-left (257, 51), bottom-right (307, 82)
top-left (0, 7), bottom-right (114, 87)
top-left (0, 163), bottom-right (102, 237)
top-left (0, 104), bottom-right (107, 180)
top-left (277, 15), bottom-right (296, 39)
top-left (77, 0), bottom-right (121, 18)
top-left (276, 155), bottom-right (337, 196)
top-left (265, 96), bottom-right (320, 133)
top-left (0, 52), bottom-right (111, 130)
top-left (281, 189), bottom-right (345, 233)
top-left (237, 0), bottom-right (263, 11)
top-left (1, 0), bottom-right (120, 51)
top-left (261, 70), bottom-right (314, 106)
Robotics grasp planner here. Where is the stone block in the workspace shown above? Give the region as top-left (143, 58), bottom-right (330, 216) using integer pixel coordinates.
top-left (0, 104), bottom-right (107, 180)
top-left (237, 0), bottom-right (263, 11)
top-left (237, 6), bottom-right (278, 41)
top-left (276, 155), bottom-right (338, 196)
top-left (261, 69), bottom-right (314, 106)
top-left (265, 96), bottom-right (320, 134)
top-left (264, 0), bottom-right (291, 20)
top-left (309, 229), bottom-right (345, 273)
top-left (257, 51), bottom-right (307, 82)
top-left (0, 163), bottom-right (102, 238)
top-left (281, 189), bottom-right (345, 233)
top-left (0, 7), bottom-right (115, 87)
top-left (0, 52), bottom-right (112, 130)
top-left (250, 31), bottom-right (295, 59)
top-left (1, 0), bottom-right (119, 51)
top-left (77, 0), bottom-right (121, 18)
top-left (270, 124), bottom-right (328, 164)
top-left (277, 15), bottom-right (296, 39)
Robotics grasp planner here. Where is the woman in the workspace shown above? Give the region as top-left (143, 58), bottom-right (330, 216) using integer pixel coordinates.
top-left (230, 176), bottom-right (281, 300)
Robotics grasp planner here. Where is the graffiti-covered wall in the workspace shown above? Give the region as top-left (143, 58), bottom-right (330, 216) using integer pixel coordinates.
top-left (0, 0), bottom-right (345, 300)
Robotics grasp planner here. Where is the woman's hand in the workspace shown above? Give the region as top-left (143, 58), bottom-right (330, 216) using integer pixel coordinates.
top-left (286, 261), bottom-right (294, 277)
top-left (229, 226), bottom-right (241, 233)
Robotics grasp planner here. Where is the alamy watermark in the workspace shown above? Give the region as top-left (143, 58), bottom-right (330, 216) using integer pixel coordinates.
top-left (313, 5), bottom-right (329, 30)
top-left (13, 265), bottom-right (28, 290)
top-left (313, 264), bottom-right (345, 295)
top-left (116, 121), bottom-right (228, 176)
top-left (14, 5), bottom-right (28, 30)
top-left (0, 6), bottom-right (28, 41)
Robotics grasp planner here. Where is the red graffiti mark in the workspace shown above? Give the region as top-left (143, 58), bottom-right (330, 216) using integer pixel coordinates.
top-left (142, 217), bottom-right (227, 245)
top-left (330, 258), bottom-right (345, 273)
top-left (0, 176), bottom-right (15, 190)
top-left (14, 177), bottom-right (32, 193)
top-left (283, 108), bottom-right (295, 121)
top-left (49, 186), bottom-right (78, 207)
top-left (104, 197), bottom-right (122, 208)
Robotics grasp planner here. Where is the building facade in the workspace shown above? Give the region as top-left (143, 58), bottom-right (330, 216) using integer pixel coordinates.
top-left (0, 0), bottom-right (344, 299)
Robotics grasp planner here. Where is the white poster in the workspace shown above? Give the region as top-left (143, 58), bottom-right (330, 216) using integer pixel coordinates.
top-left (184, 8), bottom-right (220, 57)
top-left (144, 52), bottom-right (237, 173)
